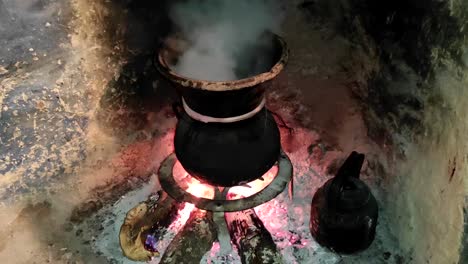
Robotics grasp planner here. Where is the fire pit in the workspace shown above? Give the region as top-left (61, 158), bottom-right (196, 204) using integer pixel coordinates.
top-left (119, 32), bottom-right (293, 263)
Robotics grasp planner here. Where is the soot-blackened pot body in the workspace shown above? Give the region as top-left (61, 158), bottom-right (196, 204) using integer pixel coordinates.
top-left (174, 108), bottom-right (280, 186)
top-left (310, 152), bottom-right (378, 254)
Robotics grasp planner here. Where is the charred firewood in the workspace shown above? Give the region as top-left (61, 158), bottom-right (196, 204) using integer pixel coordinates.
top-left (225, 208), bottom-right (283, 264)
top-left (119, 191), bottom-right (183, 261)
top-left (160, 208), bottom-right (217, 264)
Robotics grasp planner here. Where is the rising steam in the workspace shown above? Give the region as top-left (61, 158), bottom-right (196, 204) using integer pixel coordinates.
top-left (168, 0), bottom-right (285, 81)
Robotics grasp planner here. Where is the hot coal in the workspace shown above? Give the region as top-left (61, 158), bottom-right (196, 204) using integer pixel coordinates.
top-left (225, 206), bottom-right (283, 264)
top-left (160, 208), bottom-right (217, 263)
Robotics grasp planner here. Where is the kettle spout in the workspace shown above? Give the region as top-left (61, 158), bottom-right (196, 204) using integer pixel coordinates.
top-left (336, 151), bottom-right (365, 179)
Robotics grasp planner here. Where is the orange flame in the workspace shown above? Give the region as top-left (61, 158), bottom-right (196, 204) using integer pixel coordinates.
top-left (228, 166), bottom-right (277, 198)
top-left (173, 162), bottom-right (215, 199)
top-left (185, 177), bottom-right (215, 199)
top-left (173, 161), bottom-right (278, 201)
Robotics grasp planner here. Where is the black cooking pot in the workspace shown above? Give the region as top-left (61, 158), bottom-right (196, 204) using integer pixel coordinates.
top-left (172, 106), bottom-right (280, 186)
top-left (310, 152), bottom-right (378, 254)
top-left (156, 32), bottom-right (288, 186)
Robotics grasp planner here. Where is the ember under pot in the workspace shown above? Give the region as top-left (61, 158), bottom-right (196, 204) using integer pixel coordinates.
top-left (156, 32), bottom-right (289, 186)
top-left (310, 151), bottom-right (379, 253)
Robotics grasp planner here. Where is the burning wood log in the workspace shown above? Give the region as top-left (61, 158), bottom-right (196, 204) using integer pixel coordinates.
top-left (119, 191), bottom-right (183, 262)
top-left (225, 208), bottom-right (283, 264)
top-left (160, 208), bottom-right (217, 264)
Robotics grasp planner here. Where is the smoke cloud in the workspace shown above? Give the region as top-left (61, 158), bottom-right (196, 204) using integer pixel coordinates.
top-left (169, 0), bottom-right (285, 81)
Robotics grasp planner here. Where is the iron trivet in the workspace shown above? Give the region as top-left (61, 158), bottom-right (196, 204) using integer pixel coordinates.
top-left (158, 149), bottom-right (293, 212)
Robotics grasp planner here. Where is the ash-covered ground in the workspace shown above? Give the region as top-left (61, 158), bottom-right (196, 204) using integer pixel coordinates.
top-left (1, 0), bottom-right (466, 263)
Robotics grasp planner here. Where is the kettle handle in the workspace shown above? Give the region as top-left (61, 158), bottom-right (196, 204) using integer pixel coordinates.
top-left (327, 151), bottom-right (365, 208)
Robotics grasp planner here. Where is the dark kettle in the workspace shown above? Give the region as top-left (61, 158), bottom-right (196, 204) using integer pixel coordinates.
top-left (310, 151), bottom-right (378, 254)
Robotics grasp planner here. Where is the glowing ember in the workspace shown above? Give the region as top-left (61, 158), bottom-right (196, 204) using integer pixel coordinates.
top-left (185, 178), bottom-right (215, 199)
top-left (176, 203), bottom-right (196, 226)
top-left (228, 166), bottom-right (277, 198)
top-left (173, 161), bottom-right (215, 199)
top-left (173, 160), bottom-right (279, 200)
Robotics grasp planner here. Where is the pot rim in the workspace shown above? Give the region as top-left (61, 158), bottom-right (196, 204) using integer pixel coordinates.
top-left (156, 33), bottom-right (289, 92)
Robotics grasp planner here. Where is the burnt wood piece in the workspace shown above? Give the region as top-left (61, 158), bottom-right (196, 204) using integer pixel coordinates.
top-left (225, 209), bottom-right (283, 264)
top-left (119, 192), bottom-right (183, 261)
top-left (160, 209), bottom-right (217, 264)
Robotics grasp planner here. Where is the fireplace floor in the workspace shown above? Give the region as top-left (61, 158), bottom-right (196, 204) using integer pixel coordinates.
top-left (0, 0), bottom-right (411, 263)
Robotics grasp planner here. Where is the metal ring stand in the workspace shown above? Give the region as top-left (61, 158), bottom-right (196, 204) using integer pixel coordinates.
top-left (158, 150), bottom-right (293, 212)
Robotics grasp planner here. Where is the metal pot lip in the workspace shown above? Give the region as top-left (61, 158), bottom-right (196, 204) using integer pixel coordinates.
top-left (156, 32), bottom-right (289, 92)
